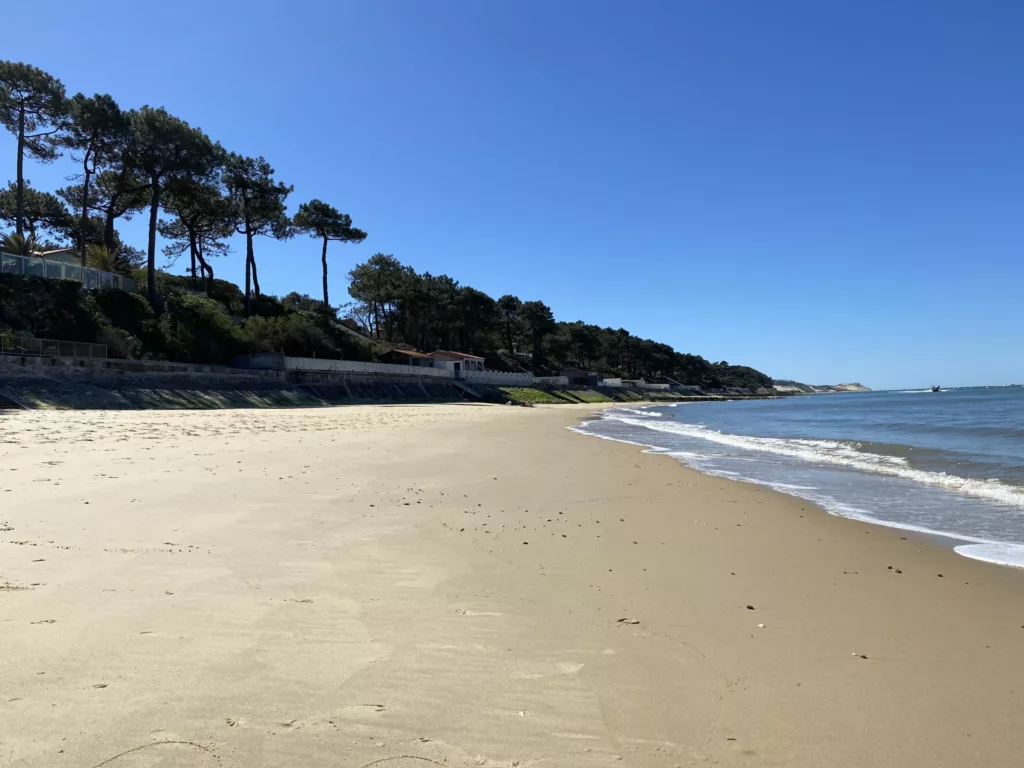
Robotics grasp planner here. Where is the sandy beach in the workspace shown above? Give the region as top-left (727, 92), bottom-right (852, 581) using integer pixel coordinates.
top-left (2, 403), bottom-right (1023, 768)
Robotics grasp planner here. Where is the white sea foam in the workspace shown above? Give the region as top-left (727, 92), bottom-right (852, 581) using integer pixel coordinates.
top-left (666, 440), bottom-right (1024, 569)
top-left (606, 416), bottom-right (1024, 510)
top-left (954, 543), bottom-right (1024, 569)
top-left (615, 408), bottom-right (664, 417)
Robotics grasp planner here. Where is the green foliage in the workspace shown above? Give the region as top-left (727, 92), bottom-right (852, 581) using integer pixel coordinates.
top-left (92, 287), bottom-right (155, 335)
top-left (159, 175), bottom-right (234, 287)
top-left (58, 93), bottom-right (128, 258)
top-left (347, 253), bottom-right (409, 341)
top-left (85, 244), bottom-right (116, 272)
top-left (343, 252), bottom-right (775, 389)
top-left (153, 271), bottom-right (245, 314)
top-left (159, 292), bottom-right (246, 364)
top-left (223, 154), bottom-right (291, 240)
top-left (131, 106), bottom-right (220, 304)
top-left (0, 61), bottom-right (68, 239)
top-left (292, 199), bottom-right (365, 243)
top-left (249, 293), bottom-right (285, 318)
top-left (0, 274), bottom-right (105, 341)
top-left (98, 326), bottom-right (143, 359)
top-left (520, 300), bottom-right (556, 360)
top-left (60, 94), bottom-right (126, 174)
top-left (1, 231), bottom-right (39, 255)
top-left (282, 291), bottom-right (329, 314)
top-left (497, 295), bottom-right (522, 352)
top-left (244, 313), bottom-right (337, 358)
top-left (223, 153), bottom-right (292, 314)
top-left (207, 280), bottom-right (246, 316)
top-left (0, 61), bottom-right (67, 163)
top-left (292, 198), bottom-right (366, 307)
top-left (562, 389), bottom-right (612, 403)
top-left (495, 386), bottom-right (565, 404)
top-left (58, 167), bottom-right (152, 253)
top-left (0, 181), bottom-right (73, 241)
top-left (707, 363), bottom-right (773, 390)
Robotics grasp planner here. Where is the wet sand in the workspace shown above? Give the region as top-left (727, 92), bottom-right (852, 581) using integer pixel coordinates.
top-left (1, 404), bottom-right (1023, 767)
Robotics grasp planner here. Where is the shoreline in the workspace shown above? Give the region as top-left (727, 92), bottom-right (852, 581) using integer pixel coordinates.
top-left (579, 401), bottom-right (1024, 570)
top-left (2, 403), bottom-right (1022, 766)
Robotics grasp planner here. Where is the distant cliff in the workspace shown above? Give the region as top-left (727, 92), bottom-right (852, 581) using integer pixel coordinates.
top-left (773, 380), bottom-right (871, 394)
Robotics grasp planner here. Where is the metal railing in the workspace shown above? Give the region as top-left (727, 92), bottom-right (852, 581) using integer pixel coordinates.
top-left (0, 335), bottom-right (108, 359)
top-left (0, 251), bottom-right (137, 292)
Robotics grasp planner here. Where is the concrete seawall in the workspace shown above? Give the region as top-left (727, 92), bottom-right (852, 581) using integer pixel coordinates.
top-left (0, 355), bottom-right (468, 410)
top-left (0, 355), bottom-right (776, 410)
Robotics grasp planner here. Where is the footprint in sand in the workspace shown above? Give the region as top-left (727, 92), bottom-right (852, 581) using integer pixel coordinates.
top-left (91, 739), bottom-right (218, 767)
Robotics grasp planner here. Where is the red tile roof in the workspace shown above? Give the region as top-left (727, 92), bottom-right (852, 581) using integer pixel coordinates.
top-left (381, 348), bottom-right (434, 359)
top-left (428, 350), bottom-right (485, 361)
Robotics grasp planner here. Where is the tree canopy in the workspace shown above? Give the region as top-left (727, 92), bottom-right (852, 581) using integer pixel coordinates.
top-left (0, 181), bottom-right (72, 244)
top-left (0, 62), bottom-right (68, 237)
top-left (223, 153), bottom-right (292, 316)
top-left (342, 252), bottom-right (774, 389)
top-left (292, 199), bottom-right (366, 309)
top-left (58, 93), bottom-right (128, 263)
top-left (130, 106), bottom-right (219, 305)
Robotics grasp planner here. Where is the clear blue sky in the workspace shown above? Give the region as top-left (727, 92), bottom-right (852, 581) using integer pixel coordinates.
top-left (3, 1), bottom-right (1023, 389)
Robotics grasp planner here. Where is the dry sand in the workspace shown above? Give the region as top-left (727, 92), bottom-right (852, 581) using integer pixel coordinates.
top-left (1, 403), bottom-right (1023, 768)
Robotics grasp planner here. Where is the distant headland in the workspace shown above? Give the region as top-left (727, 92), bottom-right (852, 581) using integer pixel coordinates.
top-left (773, 380), bottom-right (871, 394)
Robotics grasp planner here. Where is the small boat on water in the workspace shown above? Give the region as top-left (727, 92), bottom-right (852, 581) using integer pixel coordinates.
top-left (931, 385), bottom-right (941, 392)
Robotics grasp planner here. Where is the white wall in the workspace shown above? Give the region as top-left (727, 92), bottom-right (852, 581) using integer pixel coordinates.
top-left (433, 358), bottom-right (484, 372)
top-left (534, 376), bottom-right (570, 387)
top-left (283, 357), bottom-right (452, 378)
top-left (637, 382), bottom-right (671, 391)
top-left (601, 378), bottom-right (623, 388)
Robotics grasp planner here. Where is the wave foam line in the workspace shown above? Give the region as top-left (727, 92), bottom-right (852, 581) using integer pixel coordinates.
top-left (606, 416), bottom-right (1024, 510)
top-left (955, 543), bottom-right (1024, 568)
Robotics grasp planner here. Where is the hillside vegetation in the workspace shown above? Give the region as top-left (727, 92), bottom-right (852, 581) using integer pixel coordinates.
top-left (0, 58), bottom-right (774, 390)
top-left (0, 273), bottom-right (379, 365)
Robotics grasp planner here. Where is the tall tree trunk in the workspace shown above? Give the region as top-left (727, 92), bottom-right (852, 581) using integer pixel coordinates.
top-left (321, 235), bottom-right (330, 308)
top-left (104, 164), bottom-right (133, 252)
top-left (103, 200), bottom-right (118, 253)
top-left (187, 229), bottom-right (198, 288)
top-left (195, 238), bottom-right (213, 293)
top-left (79, 153), bottom-right (93, 267)
top-left (15, 106), bottom-right (25, 238)
top-left (146, 178), bottom-right (160, 307)
top-left (250, 252), bottom-right (260, 296)
top-left (244, 228), bottom-right (254, 317)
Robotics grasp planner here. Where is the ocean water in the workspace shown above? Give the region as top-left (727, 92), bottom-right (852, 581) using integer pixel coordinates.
top-left (573, 387), bottom-right (1024, 567)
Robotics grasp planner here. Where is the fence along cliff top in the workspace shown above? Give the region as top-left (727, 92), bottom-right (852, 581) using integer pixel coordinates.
top-left (0, 252), bottom-right (137, 293)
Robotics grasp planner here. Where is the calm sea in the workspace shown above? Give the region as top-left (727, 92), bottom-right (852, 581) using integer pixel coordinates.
top-left (573, 387), bottom-right (1024, 567)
